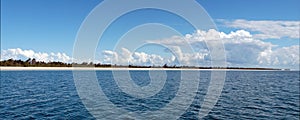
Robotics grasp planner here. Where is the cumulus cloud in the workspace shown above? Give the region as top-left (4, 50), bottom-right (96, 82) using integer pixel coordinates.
top-left (2, 29), bottom-right (299, 69)
top-left (257, 45), bottom-right (300, 67)
top-left (220, 19), bottom-right (300, 39)
top-left (147, 29), bottom-right (299, 69)
top-left (101, 48), bottom-right (176, 66)
top-left (1, 48), bottom-right (72, 63)
top-left (99, 28), bottom-right (299, 69)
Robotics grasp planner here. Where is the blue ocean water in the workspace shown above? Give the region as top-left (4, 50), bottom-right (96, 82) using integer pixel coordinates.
top-left (0, 71), bottom-right (299, 119)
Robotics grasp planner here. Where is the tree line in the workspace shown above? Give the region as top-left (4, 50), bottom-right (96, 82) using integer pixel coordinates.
top-left (0, 58), bottom-right (187, 68)
top-left (0, 58), bottom-right (72, 67)
top-left (0, 58), bottom-right (169, 68)
top-left (0, 58), bottom-right (283, 70)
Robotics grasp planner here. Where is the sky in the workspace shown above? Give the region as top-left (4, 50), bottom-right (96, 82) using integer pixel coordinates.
top-left (1, 0), bottom-right (299, 69)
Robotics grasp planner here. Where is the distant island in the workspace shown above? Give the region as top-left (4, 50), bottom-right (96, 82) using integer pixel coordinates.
top-left (0, 58), bottom-right (288, 71)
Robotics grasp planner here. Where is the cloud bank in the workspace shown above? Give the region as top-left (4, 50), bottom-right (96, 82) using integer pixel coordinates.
top-left (101, 29), bottom-right (299, 69)
top-left (1, 29), bottom-right (299, 69)
top-left (101, 48), bottom-right (176, 66)
top-left (220, 19), bottom-right (300, 39)
top-left (1, 48), bottom-right (72, 63)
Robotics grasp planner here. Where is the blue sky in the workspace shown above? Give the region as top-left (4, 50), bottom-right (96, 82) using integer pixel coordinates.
top-left (1, 0), bottom-right (102, 53)
top-left (1, 0), bottom-right (299, 69)
top-left (198, 0), bottom-right (300, 20)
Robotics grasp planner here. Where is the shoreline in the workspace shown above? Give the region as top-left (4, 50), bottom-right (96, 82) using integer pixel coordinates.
top-left (0, 66), bottom-right (292, 71)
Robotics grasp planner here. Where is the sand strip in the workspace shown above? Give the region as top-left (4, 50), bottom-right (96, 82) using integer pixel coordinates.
top-left (1, 67), bottom-right (287, 71)
top-left (0, 67), bottom-right (204, 71)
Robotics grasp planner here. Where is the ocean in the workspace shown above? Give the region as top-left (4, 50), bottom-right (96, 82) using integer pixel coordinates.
top-left (1, 70), bottom-right (299, 119)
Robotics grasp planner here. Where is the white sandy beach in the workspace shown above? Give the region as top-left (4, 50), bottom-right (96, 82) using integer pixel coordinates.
top-left (0, 66), bottom-right (287, 71)
top-left (0, 66), bottom-right (204, 71)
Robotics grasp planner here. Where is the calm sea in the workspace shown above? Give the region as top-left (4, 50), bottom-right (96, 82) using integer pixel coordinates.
top-left (1, 70), bottom-right (299, 119)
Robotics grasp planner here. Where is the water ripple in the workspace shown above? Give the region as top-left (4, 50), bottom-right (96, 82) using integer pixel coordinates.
top-left (0, 71), bottom-right (299, 119)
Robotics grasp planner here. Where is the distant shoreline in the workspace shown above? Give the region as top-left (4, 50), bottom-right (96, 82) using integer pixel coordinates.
top-left (0, 66), bottom-right (290, 71)
top-left (1, 59), bottom-right (290, 71)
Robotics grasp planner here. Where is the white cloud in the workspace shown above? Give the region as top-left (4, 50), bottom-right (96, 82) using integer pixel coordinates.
top-left (257, 45), bottom-right (300, 67)
top-left (147, 29), bottom-right (299, 69)
top-left (2, 29), bottom-right (299, 69)
top-left (1, 48), bottom-right (72, 63)
top-left (101, 48), bottom-right (176, 66)
top-left (221, 19), bottom-right (300, 39)
top-left (102, 50), bottom-right (118, 63)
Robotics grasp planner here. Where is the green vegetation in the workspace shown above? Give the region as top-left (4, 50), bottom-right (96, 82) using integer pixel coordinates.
top-left (0, 58), bottom-right (72, 67)
top-left (0, 58), bottom-right (284, 70)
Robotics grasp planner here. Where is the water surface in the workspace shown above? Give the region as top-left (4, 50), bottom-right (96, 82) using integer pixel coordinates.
top-left (1, 71), bottom-right (299, 119)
